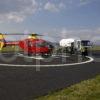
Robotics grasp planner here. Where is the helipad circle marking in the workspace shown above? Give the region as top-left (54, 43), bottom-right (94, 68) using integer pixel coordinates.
top-left (16, 53), bottom-right (70, 60)
top-left (17, 53), bottom-right (70, 60)
top-left (0, 55), bottom-right (94, 67)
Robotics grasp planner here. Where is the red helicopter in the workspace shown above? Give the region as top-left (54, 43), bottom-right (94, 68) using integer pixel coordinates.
top-left (0, 33), bottom-right (54, 58)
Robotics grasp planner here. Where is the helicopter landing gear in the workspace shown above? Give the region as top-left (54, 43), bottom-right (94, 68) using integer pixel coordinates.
top-left (41, 52), bottom-right (52, 58)
top-left (24, 51), bottom-right (32, 56)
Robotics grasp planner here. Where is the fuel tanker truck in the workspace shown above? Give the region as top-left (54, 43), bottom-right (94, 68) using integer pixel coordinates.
top-left (59, 38), bottom-right (82, 54)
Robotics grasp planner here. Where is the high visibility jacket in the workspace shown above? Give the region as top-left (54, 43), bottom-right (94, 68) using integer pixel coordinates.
top-left (0, 34), bottom-right (5, 50)
top-left (81, 46), bottom-right (85, 52)
top-left (0, 34), bottom-right (5, 39)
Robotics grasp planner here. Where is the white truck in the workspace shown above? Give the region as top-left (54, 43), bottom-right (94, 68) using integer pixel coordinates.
top-left (59, 38), bottom-right (82, 54)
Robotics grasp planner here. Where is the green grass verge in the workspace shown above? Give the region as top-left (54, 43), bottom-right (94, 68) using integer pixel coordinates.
top-left (35, 75), bottom-right (100, 100)
top-left (91, 46), bottom-right (100, 51)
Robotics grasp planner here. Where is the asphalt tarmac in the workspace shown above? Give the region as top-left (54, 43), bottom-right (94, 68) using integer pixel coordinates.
top-left (0, 52), bottom-right (89, 66)
top-left (0, 51), bottom-right (100, 100)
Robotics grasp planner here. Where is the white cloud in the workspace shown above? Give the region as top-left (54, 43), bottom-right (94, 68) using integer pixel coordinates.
top-left (44, 2), bottom-right (65, 12)
top-left (0, 0), bottom-right (38, 23)
top-left (58, 2), bottom-right (66, 9)
top-left (44, 2), bottom-right (58, 12)
top-left (54, 27), bottom-right (100, 41)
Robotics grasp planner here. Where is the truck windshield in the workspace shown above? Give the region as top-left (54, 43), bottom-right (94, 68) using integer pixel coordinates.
top-left (81, 40), bottom-right (91, 46)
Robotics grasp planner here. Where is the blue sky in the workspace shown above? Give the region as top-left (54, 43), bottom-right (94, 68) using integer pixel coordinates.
top-left (0, 0), bottom-right (100, 42)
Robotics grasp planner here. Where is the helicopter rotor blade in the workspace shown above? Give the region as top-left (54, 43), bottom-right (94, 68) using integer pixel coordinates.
top-left (3, 33), bottom-right (43, 36)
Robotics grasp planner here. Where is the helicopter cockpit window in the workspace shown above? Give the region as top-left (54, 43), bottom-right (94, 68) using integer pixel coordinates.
top-left (36, 42), bottom-right (49, 47)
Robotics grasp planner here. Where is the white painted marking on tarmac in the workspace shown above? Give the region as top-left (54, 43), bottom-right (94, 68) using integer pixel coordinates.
top-left (17, 53), bottom-right (69, 60)
top-left (0, 56), bottom-right (94, 67)
top-left (17, 53), bottom-right (44, 60)
top-left (17, 53), bottom-right (44, 59)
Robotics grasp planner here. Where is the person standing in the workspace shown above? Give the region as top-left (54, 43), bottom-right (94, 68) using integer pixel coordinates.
top-left (70, 42), bottom-right (74, 54)
top-left (0, 33), bottom-right (5, 51)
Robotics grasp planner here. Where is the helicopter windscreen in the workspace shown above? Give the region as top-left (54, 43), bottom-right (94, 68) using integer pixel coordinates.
top-left (27, 41), bottom-right (49, 47)
top-left (36, 42), bottom-right (50, 47)
top-left (26, 40), bottom-right (53, 49)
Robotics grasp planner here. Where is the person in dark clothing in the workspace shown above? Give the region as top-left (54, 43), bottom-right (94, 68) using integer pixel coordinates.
top-left (84, 47), bottom-right (88, 56)
top-left (81, 46), bottom-right (89, 57)
top-left (70, 42), bottom-right (74, 54)
top-left (81, 46), bottom-right (85, 57)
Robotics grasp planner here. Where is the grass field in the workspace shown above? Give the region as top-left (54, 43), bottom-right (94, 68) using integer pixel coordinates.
top-left (35, 75), bottom-right (100, 100)
top-left (90, 46), bottom-right (100, 51)
top-left (35, 46), bottom-right (100, 100)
